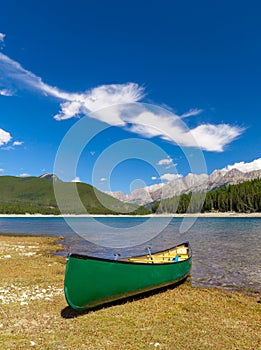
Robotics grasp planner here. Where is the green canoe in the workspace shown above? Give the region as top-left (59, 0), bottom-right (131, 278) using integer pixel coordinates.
top-left (64, 242), bottom-right (192, 310)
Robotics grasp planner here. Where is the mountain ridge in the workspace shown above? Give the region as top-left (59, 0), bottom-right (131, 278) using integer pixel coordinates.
top-left (106, 168), bottom-right (261, 205)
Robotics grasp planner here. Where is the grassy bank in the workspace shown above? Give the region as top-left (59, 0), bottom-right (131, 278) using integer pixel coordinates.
top-left (0, 235), bottom-right (260, 350)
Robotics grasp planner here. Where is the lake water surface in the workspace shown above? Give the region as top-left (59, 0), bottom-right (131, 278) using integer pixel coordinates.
top-left (0, 216), bottom-right (260, 295)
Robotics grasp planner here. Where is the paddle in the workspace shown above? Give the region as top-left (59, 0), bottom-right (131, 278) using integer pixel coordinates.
top-left (147, 247), bottom-right (154, 263)
top-left (114, 253), bottom-right (121, 260)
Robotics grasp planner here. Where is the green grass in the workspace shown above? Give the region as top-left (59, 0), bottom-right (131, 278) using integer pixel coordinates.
top-left (0, 235), bottom-right (260, 349)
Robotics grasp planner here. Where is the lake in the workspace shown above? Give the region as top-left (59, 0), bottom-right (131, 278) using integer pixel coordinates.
top-left (0, 216), bottom-right (260, 295)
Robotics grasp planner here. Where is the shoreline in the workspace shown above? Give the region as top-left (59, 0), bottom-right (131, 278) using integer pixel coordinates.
top-left (0, 212), bottom-right (261, 218)
top-left (1, 234), bottom-right (260, 297)
top-left (0, 234), bottom-right (260, 348)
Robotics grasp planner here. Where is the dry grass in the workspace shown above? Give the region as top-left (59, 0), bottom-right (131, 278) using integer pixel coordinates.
top-left (0, 235), bottom-right (260, 350)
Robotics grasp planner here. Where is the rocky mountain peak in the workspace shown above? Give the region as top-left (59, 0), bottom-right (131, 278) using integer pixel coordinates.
top-left (39, 173), bottom-right (62, 182)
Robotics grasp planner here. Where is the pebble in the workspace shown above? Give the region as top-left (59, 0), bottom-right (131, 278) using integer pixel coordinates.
top-left (0, 284), bottom-right (63, 305)
top-left (150, 342), bottom-right (161, 348)
top-left (19, 252), bottom-right (36, 257)
top-left (0, 241), bottom-right (63, 306)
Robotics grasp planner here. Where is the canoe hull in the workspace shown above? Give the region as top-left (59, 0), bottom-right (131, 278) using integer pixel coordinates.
top-left (64, 244), bottom-right (192, 310)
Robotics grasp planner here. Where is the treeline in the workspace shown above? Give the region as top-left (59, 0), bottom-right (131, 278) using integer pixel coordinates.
top-left (0, 203), bottom-right (60, 215)
top-left (152, 178), bottom-right (261, 214)
top-left (0, 202), bottom-right (149, 215)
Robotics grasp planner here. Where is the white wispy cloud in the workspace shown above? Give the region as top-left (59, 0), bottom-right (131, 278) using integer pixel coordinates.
top-left (0, 168), bottom-right (4, 173)
top-left (0, 33), bottom-right (5, 47)
top-left (124, 107), bottom-right (244, 152)
top-left (19, 173), bottom-right (30, 177)
top-left (0, 88), bottom-right (13, 96)
top-left (100, 177), bottom-right (107, 182)
top-left (190, 124), bottom-right (243, 152)
top-left (1, 146), bottom-right (14, 151)
top-left (180, 108), bottom-right (203, 118)
top-left (71, 176), bottom-right (81, 182)
top-left (157, 157), bottom-right (173, 166)
top-left (55, 101), bottom-right (81, 121)
top-left (13, 141), bottom-right (23, 146)
top-left (151, 176), bottom-right (157, 180)
top-left (222, 158), bottom-right (261, 173)
top-left (54, 84), bottom-right (145, 121)
top-left (157, 156), bottom-right (176, 168)
top-left (0, 128), bottom-right (12, 146)
top-left (160, 173), bottom-right (183, 182)
top-left (0, 52), bottom-right (144, 117)
top-left (0, 52), bottom-right (76, 99)
top-left (0, 52), bottom-right (244, 152)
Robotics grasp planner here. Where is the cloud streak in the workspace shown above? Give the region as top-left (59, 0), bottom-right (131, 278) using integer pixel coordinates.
top-left (0, 52), bottom-right (144, 107)
top-left (0, 52), bottom-right (244, 152)
top-left (0, 88), bottom-right (13, 96)
top-left (0, 33), bottom-right (5, 42)
top-left (12, 141), bottom-right (23, 146)
top-left (180, 108), bottom-right (203, 118)
top-left (0, 33), bottom-right (5, 49)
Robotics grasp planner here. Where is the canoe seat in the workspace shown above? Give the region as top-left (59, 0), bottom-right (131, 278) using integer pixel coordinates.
top-left (122, 244), bottom-right (189, 264)
top-left (176, 248), bottom-right (189, 255)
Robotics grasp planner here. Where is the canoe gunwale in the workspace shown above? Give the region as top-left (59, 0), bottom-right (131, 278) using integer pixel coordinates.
top-left (68, 241), bottom-right (192, 266)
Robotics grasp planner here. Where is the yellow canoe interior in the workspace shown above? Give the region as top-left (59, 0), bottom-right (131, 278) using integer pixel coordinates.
top-left (120, 243), bottom-right (190, 264)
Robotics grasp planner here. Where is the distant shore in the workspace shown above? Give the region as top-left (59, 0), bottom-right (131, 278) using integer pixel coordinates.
top-left (0, 212), bottom-right (261, 218)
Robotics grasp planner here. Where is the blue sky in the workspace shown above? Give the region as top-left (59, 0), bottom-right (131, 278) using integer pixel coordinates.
top-left (0, 0), bottom-right (260, 194)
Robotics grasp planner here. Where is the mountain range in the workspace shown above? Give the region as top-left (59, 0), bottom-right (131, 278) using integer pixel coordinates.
top-left (1, 167), bottom-right (260, 214)
top-left (106, 168), bottom-right (261, 205)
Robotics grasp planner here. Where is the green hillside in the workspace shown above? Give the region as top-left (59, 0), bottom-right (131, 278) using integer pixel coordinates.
top-left (0, 176), bottom-right (150, 215)
top-left (152, 178), bottom-right (261, 214)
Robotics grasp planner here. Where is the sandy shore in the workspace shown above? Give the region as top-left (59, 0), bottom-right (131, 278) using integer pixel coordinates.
top-left (0, 212), bottom-right (261, 218)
